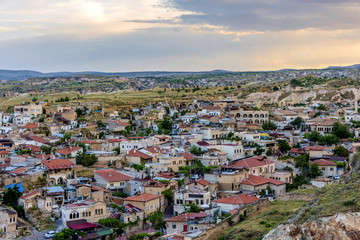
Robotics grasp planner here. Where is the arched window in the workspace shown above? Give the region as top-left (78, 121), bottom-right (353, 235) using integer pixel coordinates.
top-left (236, 113), bottom-right (240, 118)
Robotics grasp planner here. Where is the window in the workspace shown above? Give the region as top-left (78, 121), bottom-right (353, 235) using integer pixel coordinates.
top-left (330, 168), bottom-right (334, 171)
top-left (172, 223), bottom-right (176, 229)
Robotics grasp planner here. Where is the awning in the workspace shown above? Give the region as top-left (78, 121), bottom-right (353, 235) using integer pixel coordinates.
top-left (97, 229), bottom-right (113, 237)
top-left (69, 222), bottom-right (98, 230)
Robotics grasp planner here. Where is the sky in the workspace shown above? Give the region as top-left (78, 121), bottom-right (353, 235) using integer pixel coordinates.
top-left (0, 0), bottom-right (360, 72)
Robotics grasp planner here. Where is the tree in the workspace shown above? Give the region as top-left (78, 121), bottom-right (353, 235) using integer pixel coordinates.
top-left (76, 152), bottom-right (97, 167)
top-left (262, 121), bottom-right (277, 130)
top-left (289, 117), bottom-right (304, 129)
top-left (294, 154), bottom-right (309, 176)
top-left (54, 228), bottom-right (78, 240)
top-left (3, 185), bottom-right (22, 207)
top-left (333, 122), bottom-right (352, 139)
top-left (333, 146), bottom-right (349, 157)
top-left (146, 210), bottom-right (166, 232)
top-left (190, 145), bottom-right (203, 156)
top-left (32, 97), bottom-right (38, 103)
top-left (40, 145), bottom-right (54, 154)
top-left (158, 118), bottom-right (172, 134)
top-left (266, 148), bottom-right (273, 156)
top-left (277, 139), bottom-right (291, 153)
top-left (307, 163), bottom-right (323, 178)
top-left (254, 146), bottom-right (265, 156)
top-left (304, 131), bottom-right (321, 142)
top-left (186, 203), bottom-right (201, 213)
top-left (317, 104), bottom-right (326, 110)
top-left (319, 134), bottom-right (339, 145)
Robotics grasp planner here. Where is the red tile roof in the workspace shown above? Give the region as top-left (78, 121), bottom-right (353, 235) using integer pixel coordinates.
top-left (213, 194), bottom-right (259, 205)
top-left (311, 159), bottom-right (337, 166)
top-left (179, 152), bottom-right (197, 161)
top-left (69, 222), bottom-right (98, 230)
top-left (241, 175), bottom-right (285, 186)
top-left (20, 190), bottom-right (40, 200)
top-left (28, 135), bottom-right (48, 144)
top-left (0, 151), bottom-right (9, 155)
top-left (226, 156), bottom-right (273, 169)
top-left (125, 149), bottom-right (152, 159)
top-left (124, 193), bottom-right (160, 202)
top-left (144, 147), bottom-right (167, 154)
top-left (91, 186), bottom-right (110, 193)
top-left (42, 159), bottom-right (75, 170)
top-left (22, 123), bottom-right (41, 129)
top-left (11, 168), bottom-right (27, 175)
top-left (166, 212), bottom-right (208, 222)
top-left (290, 148), bottom-right (305, 154)
top-left (305, 146), bottom-right (330, 151)
top-left (144, 180), bottom-right (167, 188)
top-left (55, 147), bottom-right (82, 155)
top-left (95, 169), bottom-right (132, 182)
top-left (112, 120), bottom-right (130, 126)
top-left (196, 179), bottom-right (210, 186)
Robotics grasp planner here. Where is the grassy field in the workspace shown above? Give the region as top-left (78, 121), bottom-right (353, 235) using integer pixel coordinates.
top-left (0, 85), bottom-right (247, 112)
top-left (218, 200), bottom-right (306, 240)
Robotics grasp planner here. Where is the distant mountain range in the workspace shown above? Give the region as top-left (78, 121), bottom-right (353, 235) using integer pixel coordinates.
top-left (0, 64), bottom-right (359, 81)
top-left (0, 69), bottom-right (232, 81)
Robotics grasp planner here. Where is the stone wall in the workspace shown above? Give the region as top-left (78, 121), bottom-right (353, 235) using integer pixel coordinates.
top-left (277, 193), bottom-right (316, 202)
top-left (192, 199), bottom-right (270, 240)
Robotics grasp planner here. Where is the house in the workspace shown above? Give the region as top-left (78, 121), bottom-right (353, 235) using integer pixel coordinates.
top-left (108, 120), bottom-right (131, 132)
top-left (240, 175), bottom-right (286, 195)
top-left (305, 146), bottom-right (331, 158)
top-left (0, 208), bottom-right (18, 239)
top-left (119, 203), bottom-right (145, 235)
top-left (198, 150), bottom-right (227, 167)
top-left (61, 200), bottom-right (109, 227)
top-left (310, 159), bottom-right (338, 177)
top-left (310, 119), bottom-right (338, 135)
top-left (55, 146), bottom-right (83, 158)
top-left (310, 177), bottom-right (334, 188)
top-left (289, 148), bottom-right (306, 157)
top-left (213, 144), bottom-right (244, 160)
top-left (94, 169), bottom-right (132, 192)
top-left (124, 193), bottom-right (162, 217)
top-left (223, 156), bottom-right (276, 177)
top-left (18, 191), bottom-right (41, 214)
top-left (212, 194), bottom-right (259, 213)
top-left (125, 149), bottom-right (153, 165)
top-left (199, 106), bottom-right (221, 116)
top-left (232, 110), bottom-right (269, 124)
top-left (72, 184), bottom-right (112, 203)
top-left (43, 186), bottom-right (65, 207)
top-left (173, 187), bottom-right (211, 215)
top-left (165, 212), bottom-right (210, 235)
top-left (42, 159), bottom-right (76, 185)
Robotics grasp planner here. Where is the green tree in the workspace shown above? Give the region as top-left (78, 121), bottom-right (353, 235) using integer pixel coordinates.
top-left (304, 131), bottom-right (321, 142)
top-left (254, 146), bottom-right (265, 156)
top-left (332, 122), bottom-right (352, 139)
top-left (319, 134), bottom-right (339, 145)
top-left (277, 139), bottom-right (291, 153)
top-left (333, 146), bottom-right (349, 157)
top-left (158, 118), bottom-right (172, 134)
top-left (186, 203), bottom-right (201, 213)
top-left (189, 145), bottom-right (203, 156)
top-left (289, 117), bottom-right (304, 129)
top-left (146, 210), bottom-right (166, 232)
top-left (54, 228), bottom-right (78, 240)
top-left (3, 185), bottom-right (22, 207)
top-left (294, 154), bottom-right (309, 176)
top-left (262, 121), bottom-right (277, 130)
top-left (307, 163), bottom-right (323, 178)
top-left (317, 104), bottom-right (326, 110)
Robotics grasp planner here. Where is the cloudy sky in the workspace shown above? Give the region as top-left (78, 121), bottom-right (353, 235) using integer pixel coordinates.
top-left (1, 0), bottom-right (360, 72)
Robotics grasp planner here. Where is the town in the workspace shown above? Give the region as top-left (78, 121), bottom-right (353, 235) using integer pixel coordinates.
top-left (0, 87), bottom-right (358, 240)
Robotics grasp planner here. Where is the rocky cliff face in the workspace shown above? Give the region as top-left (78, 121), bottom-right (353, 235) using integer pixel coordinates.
top-left (263, 212), bottom-right (360, 240)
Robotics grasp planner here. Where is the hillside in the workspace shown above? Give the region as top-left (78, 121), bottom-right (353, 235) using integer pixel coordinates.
top-left (263, 153), bottom-right (360, 240)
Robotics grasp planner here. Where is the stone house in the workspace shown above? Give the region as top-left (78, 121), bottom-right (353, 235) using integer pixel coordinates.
top-left (94, 169), bottom-right (132, 192)
top-left (124, 193), bottom-right (162, 217)
top-left (240, 175), bottom-right (286, 195)
top-left (42, 159), bottom-right (76, 185)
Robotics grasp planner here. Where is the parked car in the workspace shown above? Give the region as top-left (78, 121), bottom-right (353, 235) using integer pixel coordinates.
top-left (45, 231), bottom-right (57, 239)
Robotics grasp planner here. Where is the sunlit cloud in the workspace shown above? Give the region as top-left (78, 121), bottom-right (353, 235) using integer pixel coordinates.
top-left (0, 0), bottom-right (359, 72)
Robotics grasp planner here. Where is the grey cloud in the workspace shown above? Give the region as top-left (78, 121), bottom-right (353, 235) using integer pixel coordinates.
top-left (170, 0), bottom-right (360, 31)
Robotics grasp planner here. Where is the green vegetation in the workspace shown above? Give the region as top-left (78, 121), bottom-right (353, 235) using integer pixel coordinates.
top-left (262, 121), bottom-right (277, 130)
top-left (219, 200), bottom-right (306, 240)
